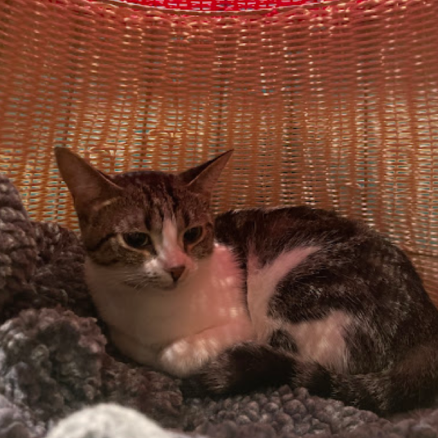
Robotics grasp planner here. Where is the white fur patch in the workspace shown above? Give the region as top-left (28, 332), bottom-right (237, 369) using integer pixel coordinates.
top-left (160, 218), bottom-right (179, 256)
top-left (247, 246), bottom-right (320, 342)
top-left (286, 310), bottom-right (351, 372)
top-left (246, 246), bottom-right (350, 372)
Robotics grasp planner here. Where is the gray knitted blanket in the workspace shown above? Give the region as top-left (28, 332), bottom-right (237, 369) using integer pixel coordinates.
top-left (1, 174), bottom-right (438, 438)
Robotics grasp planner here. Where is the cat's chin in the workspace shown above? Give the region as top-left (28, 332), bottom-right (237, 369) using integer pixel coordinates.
top-left (158, 282), bottom-right (180, 292)
top-left (121, 279), bottom-right (180, 293)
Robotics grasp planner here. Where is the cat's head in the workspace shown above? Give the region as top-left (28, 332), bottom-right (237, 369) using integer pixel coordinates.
top-left (55, 148), bottom-right (232, 290)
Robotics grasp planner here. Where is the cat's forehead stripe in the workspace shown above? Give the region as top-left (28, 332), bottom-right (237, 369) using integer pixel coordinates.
top-left (162, 217), bottom-right (179, 251)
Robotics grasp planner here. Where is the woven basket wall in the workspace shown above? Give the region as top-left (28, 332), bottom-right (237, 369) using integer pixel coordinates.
top-left (1, 0), bottom-right (438, 301)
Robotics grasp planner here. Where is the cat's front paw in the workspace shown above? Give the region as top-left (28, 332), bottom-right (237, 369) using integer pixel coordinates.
top-left (159, 338), bottom-right (212, 377)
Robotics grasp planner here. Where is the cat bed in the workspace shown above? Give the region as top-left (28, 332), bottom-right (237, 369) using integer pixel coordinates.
top-left (1, 0), bottom-right (438, 304)
top-left (1, 173), bottom-right (438, 438)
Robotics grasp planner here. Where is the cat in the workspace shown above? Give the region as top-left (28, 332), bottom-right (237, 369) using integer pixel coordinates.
top-left (55, 147), bottom-right (438, 415)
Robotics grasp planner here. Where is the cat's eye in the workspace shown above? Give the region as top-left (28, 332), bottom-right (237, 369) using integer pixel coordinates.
top-left (183, 226), bottom-right (203, 245)
top-left (122, 232), bottom-right (152, 249)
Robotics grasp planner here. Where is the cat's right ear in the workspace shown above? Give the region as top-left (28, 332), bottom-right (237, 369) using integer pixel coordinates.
top-left (55, 148), bottom-right (123, 215)
top-left (179, 150), bottom-right (233, 200)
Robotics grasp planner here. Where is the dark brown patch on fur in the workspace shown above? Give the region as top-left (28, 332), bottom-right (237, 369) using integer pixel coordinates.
top-left (269, 330), bottom-right (298, 353)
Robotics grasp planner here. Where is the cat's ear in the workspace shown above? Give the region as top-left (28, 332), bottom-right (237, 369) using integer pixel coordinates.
top-left (179, 150), bottom-right (233, 199)
top-left (55, 147), bottom-right (123, 214)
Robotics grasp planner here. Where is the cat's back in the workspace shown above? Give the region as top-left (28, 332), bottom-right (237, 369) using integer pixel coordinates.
top-left (215, 206), bottom-right (365, 262)
top-left (214, 206), bottom-right (424, 299)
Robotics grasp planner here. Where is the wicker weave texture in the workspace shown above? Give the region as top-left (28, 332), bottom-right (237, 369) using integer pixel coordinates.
top-left (1, 0), bottom-right (438, 299)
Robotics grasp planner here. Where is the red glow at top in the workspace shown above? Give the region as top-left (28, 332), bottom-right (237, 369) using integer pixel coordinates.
top-left (114, 0), bottom-right (321, 11)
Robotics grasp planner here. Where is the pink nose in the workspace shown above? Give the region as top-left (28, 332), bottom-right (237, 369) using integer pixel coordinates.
top-left (167, 265), bottom-right (186, 282)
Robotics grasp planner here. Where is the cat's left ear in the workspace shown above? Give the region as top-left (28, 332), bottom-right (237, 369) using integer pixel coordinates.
top-left (179, 150), bottom-right (233, 199)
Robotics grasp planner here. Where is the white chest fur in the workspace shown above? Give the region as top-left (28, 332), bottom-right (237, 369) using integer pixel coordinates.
top-left (85, 243), bottom-right (254, 376)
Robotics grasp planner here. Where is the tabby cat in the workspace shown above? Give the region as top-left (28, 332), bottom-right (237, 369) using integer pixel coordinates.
top-left (55, 147), bottom-right (438, 414)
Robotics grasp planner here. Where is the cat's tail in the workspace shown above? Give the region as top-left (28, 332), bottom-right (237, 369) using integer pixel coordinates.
top-left (298, 339), bottom-right (438, 414)
top-left (185, 341), bottom-right (438, 415)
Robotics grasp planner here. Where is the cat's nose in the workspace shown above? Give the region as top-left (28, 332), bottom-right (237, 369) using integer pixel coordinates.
top-left (167, 265), bottom-right (186, 282)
